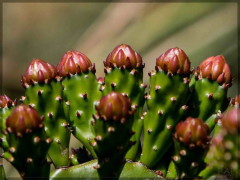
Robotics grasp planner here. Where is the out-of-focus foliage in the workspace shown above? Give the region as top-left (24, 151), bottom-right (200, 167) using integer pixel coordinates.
top-left (2, 2), bottom-right (238, 178)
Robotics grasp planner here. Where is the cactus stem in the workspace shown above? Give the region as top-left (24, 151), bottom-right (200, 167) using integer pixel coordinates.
top-left (107, 126), bottom-right (115, 133)
top-left (9, 147), bottom-right (16, 153)
top-left (34, 136), bottom-right (41, 143)
top-left (147, 128), bottom-right (153, 134)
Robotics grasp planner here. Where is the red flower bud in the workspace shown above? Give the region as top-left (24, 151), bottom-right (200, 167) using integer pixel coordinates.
top-left (222, 108), bottom-right (240, 134)
top-left (57, 51), bottom-right (93, 77)
top-left (21, 59), bottom-right (57, 86)
top-left (175, 117), bottom-right (210, 148)
top-left (156, 47), bottom-right (191, 75)
top-left (96, 92), bottom-right (133, 122)
top-left (105, 44), bottom-right (143, 69)
top-left (197, 55), bottom-right (232, 86)
top-left (0, 95), bottom-right (14, 108)
top-left (6, 105), bottom-right (43, 135)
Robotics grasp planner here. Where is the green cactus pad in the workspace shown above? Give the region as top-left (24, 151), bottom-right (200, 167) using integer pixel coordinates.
top-left (188, 78), bottom-right (228, 130)
top-left (24, 80), bottom-right (71, 167)
top-left (103, 68), bottom-right (145, 161)
top-left (61, 72), bottom-right (102, 157)
top-left (140, 71), bottom-right (189, 168)
top-left (50, 159), bottom-right (161, 179)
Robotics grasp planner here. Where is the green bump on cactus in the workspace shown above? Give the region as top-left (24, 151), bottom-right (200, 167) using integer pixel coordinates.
top-left (103, 44), bottom-right (145, 160)
top-left (92, 92), bottom-right (135, 179)
top-left (140, 47), bottom-right (191, 168)
top-left (22, 59), bottom-right (71, 167)
top-left (172, 117), bottom-right (210, 178)
top-left (200, 107), bottom-right (240, 178)
top-left (5, 105), bottom-right (50, 179)
top-left (56, 50), bottom-right (101, 158)
top-left (188, 55), bottom-right (232, 131)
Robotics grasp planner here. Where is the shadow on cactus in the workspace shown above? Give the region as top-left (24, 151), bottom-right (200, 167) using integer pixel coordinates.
top-left (0, 44), bottom-right (239, 179)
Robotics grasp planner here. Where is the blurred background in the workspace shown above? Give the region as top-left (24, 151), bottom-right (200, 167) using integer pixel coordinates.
top-left (2, 1), bottom-right (238, 178)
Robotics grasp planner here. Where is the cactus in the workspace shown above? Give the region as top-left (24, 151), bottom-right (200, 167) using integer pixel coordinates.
top-left (140, 47), bottom-right (191, 168)
top-left (0, 163), bottom-right (6, 180)
top-left (56, 51), bottom-right (102, 158)
top-left (0, 95), bottom-right (15, 152)
top-left (91, 92), bottom-right (135, 179)
top-left (103, 44), bottom-right (146, 160)
top-left (188, 55), bottom-right (232, 130)
top-left (200, 106), bottom-right (240, 178)
top-left (21, 59), bottom-right (70, 167)
top-left (171, 117), bottom-right (210, 178)
top-left (50, 159), bottom-right (160, 179)
top-left (1, 44), bottom-right (238, 179)
top-left (1, 105), bottom-right (50, 179)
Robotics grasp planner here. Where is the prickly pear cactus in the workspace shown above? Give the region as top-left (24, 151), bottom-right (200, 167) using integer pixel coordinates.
top-left (103, 44), bottom-right (146, 160)
top-left (140, 47), bottom-right (191, 168)
top-left (188, 55), bottom-right (232, 130)
top-left (200, 105), bottom-right (240, 178)
top-left (1, 44), bottom-right (238, 179)
top-left (2, 105), bottom-right (50, 179)
top-left (56, 51), bottom-right (102, 157)
top-left (21, 59), bottom-right (70, 167)
top-left (91, 92), bottom-right (135, 179)
top-left (169, 117), bottom-right (210, 178)
top-left (0, 95), bottom-right (15, 151)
